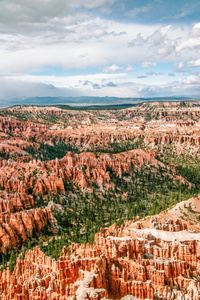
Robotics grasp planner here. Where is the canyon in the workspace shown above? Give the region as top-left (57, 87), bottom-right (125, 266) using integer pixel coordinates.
top-left (0, 101), bottom-right (199, 299)
top-left (0, 196), bottom-right (200, 299)
top-left (0, 101), bottom-right (200, 160)
top-left (0, 149), bottom-right (166, 251)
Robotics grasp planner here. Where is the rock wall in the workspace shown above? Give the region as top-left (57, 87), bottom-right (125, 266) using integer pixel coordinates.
top-left (0, 207), bottom-right (57, 251)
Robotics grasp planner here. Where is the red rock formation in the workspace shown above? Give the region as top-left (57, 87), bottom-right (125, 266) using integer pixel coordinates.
top-left (0, 191), bottom-right (34, 213)
top-left (0, 104), bottom-right (200, 161)
top-left (0, 207), bottom-right (57, 251)
top-left (150, 216), bottom-right (188, 231)
top-left (0, 103), bottom-right (200, 299)
top-left (0, 197), bottom-right (200, 300)
top-left (144, 134), bottom-right (200, 147)
top-left (0, 117), bottom-right (47, 135)
top-left (0, 149), bottom-right (163, 195)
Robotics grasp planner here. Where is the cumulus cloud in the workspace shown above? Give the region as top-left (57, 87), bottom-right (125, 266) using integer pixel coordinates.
top-left (182, 75), bottom-right (200, 85)
top-left (92, 83), bottom-right (101, 89)
top-left (0, 0), bottom-right (117, 33)
top-left (193, 22), bottom-right (200, 29)
top-left (129, 33), bottom-right (144, 47)
top-left (103, 64), bottom-right (122, 73)
top-left (125, 65), bottom-right (135, 72)
top-left (142, 62), bottom-right (156, 68)
top-left (187, 59), bottom-right (200, 67)
top-left (176, 22), bottom-right (200, 52)
top-left (178, 61), bottom-right (184, 69)
top-left (0, 1), bottom-right (200, 101)
top-left (174, 61), bottom-right (187, 73)
top-left (146, 25), bottom-right (172, 46)
top-left (1, 70), bottom-right (200, 104)
top-left (0, 3), bottom-right (199, 78)
top-left (129, 25), bottom-right (177, 58)
top-left (128, 23), bottom-right (200, 61)
top-left (176, 38), bottom-right (200, 52)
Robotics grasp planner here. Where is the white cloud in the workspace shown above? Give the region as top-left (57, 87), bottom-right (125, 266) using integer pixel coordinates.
top-left (176, 38), bottom-right (200, 52)
top-left (193, 22), bottom-right (200, 29)
top-left (129, 33), bottom-right (144, 47)
top-left (176, 23), bottom-right (200, 52)
top-left (0, 18), bottom-right (152, 74)
top-left (0, 6), bottom-right (198, 78)
top-left (174, 61), bottom-right (187, 73)
top-left (187, 59), bottom-right (200, 67)
top-left (1, 70), bottom-right (200, 103)
top-left (0, 0), bottom-right (71, 33)
top-left (129, 25), bottom-right (177, 58)
top-left (0, 0), bottom-right (117, 34)
top-left (0, 1), bottom-right (200, 101)
top-left (129, 23), bottom-right (200, 62)
top-left (125, 65), bottom-right (135, 72)
top-left (182, 75), bottom-right (200, 85)
top-left (103, 64), bottom-right (122, 73)
top-left (5, 72), bottom-right (127, 88)
top-left (178, 61), bottom-right (184, 69)
top-left (146, 25), bottom-right (172, 44)
top-left (142, 62), bottom-right (156, 68)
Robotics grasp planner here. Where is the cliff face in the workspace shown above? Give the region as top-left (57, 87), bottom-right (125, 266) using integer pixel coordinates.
top-left (144, 134), bottom-right (200, 147)
top-left (0, 117), bottom-right (47, 135)
top-left (0, 191), bottom-right (34, 214)
top-left (0, 188), bottom-right (56, 251)
top-left (0, 207), bottom-right (57, 251)
top-left (0, 196), bottom-right (200, 300)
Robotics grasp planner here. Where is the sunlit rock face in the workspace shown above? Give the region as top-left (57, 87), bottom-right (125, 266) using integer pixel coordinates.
top-left (0, 207), bottom-right (57, 251)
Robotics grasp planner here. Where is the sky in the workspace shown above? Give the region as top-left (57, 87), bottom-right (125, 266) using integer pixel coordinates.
top-left (0, 0), bottom-right (200, 103)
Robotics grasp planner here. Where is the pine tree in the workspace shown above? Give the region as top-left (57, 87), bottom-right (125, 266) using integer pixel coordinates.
top-left (9, 249), bottom-right (15, 273)
top-left (28, 240), bottom-right (31, 249)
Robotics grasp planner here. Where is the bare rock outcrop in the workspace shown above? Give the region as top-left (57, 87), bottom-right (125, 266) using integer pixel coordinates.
top-left (1, 197), bottom-right (200, 299)
top-left (0, 207), bottom-right (57, 251)
top-left (0, 149), bottom-right (162, 195)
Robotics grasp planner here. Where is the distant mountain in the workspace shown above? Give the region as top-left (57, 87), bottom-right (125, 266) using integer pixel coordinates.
top-left (0, 96), bottom-right (196, 108)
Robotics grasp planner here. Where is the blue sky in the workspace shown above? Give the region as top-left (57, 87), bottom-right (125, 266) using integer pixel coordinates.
top-left (0, 0), bottom-right (200, 101)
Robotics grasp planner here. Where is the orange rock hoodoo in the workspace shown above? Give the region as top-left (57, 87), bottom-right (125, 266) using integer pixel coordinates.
top-left (1, 198), bottom-right (200, 300)
top-left (0, 207), bottom-right (57, 251)
top-left (0, 149), bottom-right (161, 195)
top-left (0, 102), bottom-right (200, 299)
